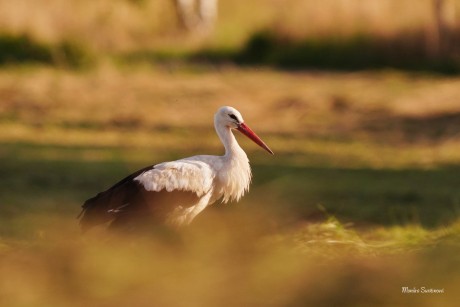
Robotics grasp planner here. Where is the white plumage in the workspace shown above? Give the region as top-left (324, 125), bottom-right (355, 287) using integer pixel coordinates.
top-left (79, 106), bottom-right (273, 230)
top-left (135, 159), bottom-right (215, 197)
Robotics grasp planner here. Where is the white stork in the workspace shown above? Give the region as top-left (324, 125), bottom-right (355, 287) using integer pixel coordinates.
top-left (79, 106), bottom-right (273, 231)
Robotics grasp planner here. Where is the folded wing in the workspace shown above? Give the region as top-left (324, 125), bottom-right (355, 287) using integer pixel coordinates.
top-left (79, 159), bottom-right (216, 231)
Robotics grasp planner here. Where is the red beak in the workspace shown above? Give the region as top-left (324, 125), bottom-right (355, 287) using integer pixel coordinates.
top-left (237, 123), bottom-right (274, 155)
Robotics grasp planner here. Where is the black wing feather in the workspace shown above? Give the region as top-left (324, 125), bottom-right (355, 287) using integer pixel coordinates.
top-left (78, 165), bottom-right (154, 231)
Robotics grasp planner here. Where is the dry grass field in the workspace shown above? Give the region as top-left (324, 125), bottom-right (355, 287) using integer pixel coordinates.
top-left (1, 64), bottom-right (460, 306)
top-left (1, 1), bottom-right (460, 306)
top-left (0, 0), bottom-right (458, 52)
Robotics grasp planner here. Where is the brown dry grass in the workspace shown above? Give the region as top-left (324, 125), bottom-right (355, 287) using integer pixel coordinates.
top-left (1, 2), bottom-right (460, 305)
top-left (272, 0), bottom-right (458, 38)
top-left (0, 211), bottom-right (458, 307)
top-left (2, 65), bottom-right (460, 167)
top-left (1, 64), bottom-right (460, 306)
top-left (1, 0), bottom-right (458, 52)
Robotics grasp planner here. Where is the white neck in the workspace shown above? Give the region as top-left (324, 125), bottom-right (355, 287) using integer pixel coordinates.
top-left (214, 119), bottom-right (252, 203)
top-left (215, 120), bottom-right (245, 158)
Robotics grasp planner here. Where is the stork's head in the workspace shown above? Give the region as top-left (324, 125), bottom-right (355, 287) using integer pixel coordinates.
top-left (215, 106), bottom-right (274, 155)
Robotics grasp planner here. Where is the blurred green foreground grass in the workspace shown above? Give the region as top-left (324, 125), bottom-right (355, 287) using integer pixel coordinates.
top-left (1, 66), bottom-right (460, 306)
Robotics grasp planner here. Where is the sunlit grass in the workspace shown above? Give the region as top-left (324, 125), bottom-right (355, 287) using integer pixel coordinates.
top-left (1, 65), bottom-right (460, 305)
top-left (0, 212), bottom-right (458, 306)
top-left (2, 66), bottom-right (460, 169)
top-left (0, 0), bottom-right (460, 304)
top-left (1, 0), bottom-right (458, 53)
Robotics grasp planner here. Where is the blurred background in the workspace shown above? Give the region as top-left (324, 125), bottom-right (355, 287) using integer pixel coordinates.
top-left (1, 0), bottom-right (460, 306)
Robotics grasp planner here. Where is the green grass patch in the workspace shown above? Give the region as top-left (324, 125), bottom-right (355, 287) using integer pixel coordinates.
top-left (0, 33), bottom-right (92, 68)
top-left (192, 30), bottom-right (460, 74)
top-left (1, 142), bottom-right (459, 234)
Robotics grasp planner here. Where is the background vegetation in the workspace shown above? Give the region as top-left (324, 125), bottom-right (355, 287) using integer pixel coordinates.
top-left (1, 0), bottom-right (460, 306)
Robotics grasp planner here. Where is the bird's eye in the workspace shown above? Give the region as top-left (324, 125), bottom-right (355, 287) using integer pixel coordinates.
top-left (229, 114), bottom-right (238, 121)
